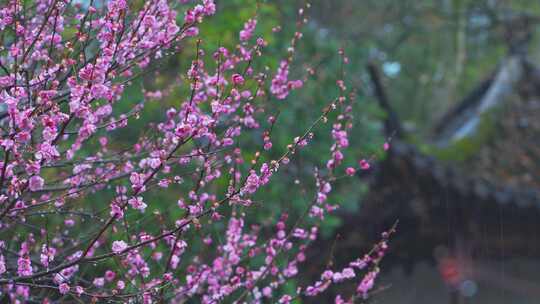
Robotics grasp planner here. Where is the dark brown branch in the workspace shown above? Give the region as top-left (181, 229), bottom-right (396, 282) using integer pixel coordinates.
top-left (366, 63), bottom-right (405, 138)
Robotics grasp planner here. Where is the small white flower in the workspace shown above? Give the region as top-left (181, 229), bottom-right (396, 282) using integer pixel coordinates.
top-left (112, 240), bottom-right (128, 254)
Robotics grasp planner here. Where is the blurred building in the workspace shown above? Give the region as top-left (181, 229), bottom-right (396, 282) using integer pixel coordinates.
top-left (310, 54), bottom-right (540, 304)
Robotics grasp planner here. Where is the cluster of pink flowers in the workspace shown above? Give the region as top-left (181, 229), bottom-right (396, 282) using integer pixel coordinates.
top-left (270, 60), bottom-right (303, 99)
top-left (240, 18), bottom-right (258, 42)
top-left (0, 1), bottom-right (394, 303)
top-left (303, 225), bottom-right (395, 303)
